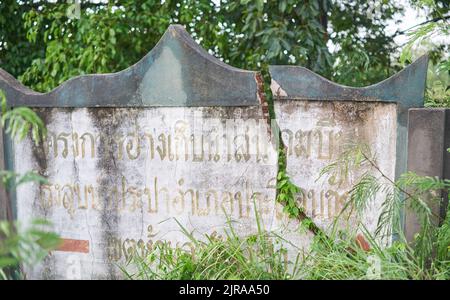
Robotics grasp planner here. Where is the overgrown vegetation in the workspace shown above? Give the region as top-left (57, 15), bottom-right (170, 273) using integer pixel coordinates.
top-left (0, 0), bottom-right (407, 91)
top-left (399, 0), bottom-right (449, 107)
top-left (276, 148), bottom-right (301, 219)
top-left (0, 219), bottom-right (60, 280)
top-left (120, 214), bottom-right (300, 280)
top-left (302, 143), bottom-right (450, 280)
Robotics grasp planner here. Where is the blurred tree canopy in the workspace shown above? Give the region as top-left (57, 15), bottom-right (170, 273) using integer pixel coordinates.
top-left (0, 0), bottom-right (448, 95)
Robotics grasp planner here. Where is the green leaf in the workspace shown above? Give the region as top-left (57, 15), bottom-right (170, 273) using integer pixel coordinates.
top-left (256, 0), bottom-right (264, 12)
top-left (279, 1), bottom-right (287, 13)
top-left (36, 233), bottom-right (61, 250)
top-left (0, 257), bottom-right (18, 268)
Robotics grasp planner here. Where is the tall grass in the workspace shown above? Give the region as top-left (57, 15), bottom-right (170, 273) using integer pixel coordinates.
top-left (120, 210), bottom-right (302, 280)
top-left (303, 142), bottom-right (450, 280)
top-left (300, 220), bottom-right (449, 280)
top-left (119, 142), bottom-right (450, 280)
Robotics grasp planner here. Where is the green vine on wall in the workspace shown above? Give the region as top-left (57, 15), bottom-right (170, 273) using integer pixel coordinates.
top-left (276, 147), bottom-right (324, 236)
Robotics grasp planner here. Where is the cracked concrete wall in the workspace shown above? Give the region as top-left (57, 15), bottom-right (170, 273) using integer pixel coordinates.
top-left (2, 25), bottom-right (429, 279)
top-left (270, 56), bottom-right (428, 248)
top-left (275, 100), bottom-right (397, 237)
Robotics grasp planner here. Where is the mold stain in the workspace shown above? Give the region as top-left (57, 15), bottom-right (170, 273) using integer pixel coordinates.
top-left (87, 108), bottom-right (125, 279)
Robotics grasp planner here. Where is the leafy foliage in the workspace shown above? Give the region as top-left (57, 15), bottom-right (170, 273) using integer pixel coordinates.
top-left (0, 90), bottom-right (46, 145)
top-left (0, 1), bottom-right (46, 78)
top-left (0, 170), bottom-right (47, 190)
top-left (276, 148), bottom-right (301, 218)
top-left (0, 219), bottom-right (60, 280)
top-left (0, 90), bottom-right (58, 280)
top-left (0, 89), bottom-right (47, 191)
top-left (425, 62), bottom-right (450, 107)
top-left (276, 146), bottom-right (325, 236)
top-left (329, 0), bottom-right (403, 85)
top-left (0, 0), bottom-right (405, 94)
top-left (400, 0), bottom-right (449, 107)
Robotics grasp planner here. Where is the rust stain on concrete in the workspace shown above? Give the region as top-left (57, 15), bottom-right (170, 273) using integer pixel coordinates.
top-left (57, 238), bottom-right (90, 253)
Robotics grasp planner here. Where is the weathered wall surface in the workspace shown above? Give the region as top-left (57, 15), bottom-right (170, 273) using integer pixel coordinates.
top-left (0, 25), bottom-right (289, 279)
top-left (14, 107), bottom-right (285, 279)
top-left (270, 56), bottom-right (428, 181)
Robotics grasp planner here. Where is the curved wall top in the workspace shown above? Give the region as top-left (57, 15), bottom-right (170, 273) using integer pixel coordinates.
top-left (0, 25), bottom-right (261, 107)
top-left (269, 55), bottom-right (428, 111)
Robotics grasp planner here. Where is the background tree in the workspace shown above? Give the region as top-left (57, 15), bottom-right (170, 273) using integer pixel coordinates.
top-left (400, 0), bottom-right (449, 107)
top-left (0, 0), bottom-right (410, 92)
top-left (0, 0), bottom-right (46, 77)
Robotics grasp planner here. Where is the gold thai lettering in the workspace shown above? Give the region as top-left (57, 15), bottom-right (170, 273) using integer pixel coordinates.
top-left (80, 132), bottom-right (95, 158)
top-left (57, 133), bottom-right (70, 158)
top-left (125, 132), bottom-right (141, 160)
top-left (107, 224), bottom-right (196, 262)
top-left (41, 122), bottom-right (275, 163)
top-left (296, 188), bottom-right (348, 220)
top-left (37, 176), bottom-right (274, 220)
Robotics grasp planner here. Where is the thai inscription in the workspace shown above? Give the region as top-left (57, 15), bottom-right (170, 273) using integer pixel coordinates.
top-left (42, 127), bottom-right (273, 163)
top-left (13, 107), bottom-right (281, 279)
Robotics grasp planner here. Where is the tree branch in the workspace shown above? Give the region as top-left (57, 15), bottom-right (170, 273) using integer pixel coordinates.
top-left (361, 151), bottom-right (443, 222)
top-left (393, 14), bottom-right (450, 37)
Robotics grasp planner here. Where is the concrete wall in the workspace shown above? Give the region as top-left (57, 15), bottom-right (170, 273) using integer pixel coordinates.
top-left (14, 107), bottom-right (284, 279)
top-left (275, 100), bottom-right (397, 234)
